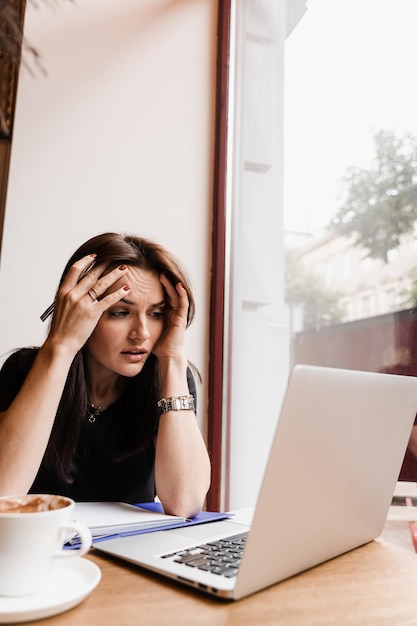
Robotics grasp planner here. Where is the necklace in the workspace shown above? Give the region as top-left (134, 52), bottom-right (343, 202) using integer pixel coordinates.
top-left (87, 382), bottom-right (124, 424)
top-left (87, 404), bottom-right (103, 424)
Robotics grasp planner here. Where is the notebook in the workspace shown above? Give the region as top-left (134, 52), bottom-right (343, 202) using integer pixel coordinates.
top-left (95, 365), bottom-right (417, 600)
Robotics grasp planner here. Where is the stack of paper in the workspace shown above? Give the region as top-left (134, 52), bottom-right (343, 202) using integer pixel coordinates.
top-left (66, 501), bottom-right (232, 548)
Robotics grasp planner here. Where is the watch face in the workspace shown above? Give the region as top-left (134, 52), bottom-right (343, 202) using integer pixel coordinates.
top-left (157, 396), bottom-right (194, 413)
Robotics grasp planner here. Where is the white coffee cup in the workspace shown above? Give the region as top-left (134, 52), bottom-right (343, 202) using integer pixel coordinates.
top-left (0, 494), bottom-right (92, 597)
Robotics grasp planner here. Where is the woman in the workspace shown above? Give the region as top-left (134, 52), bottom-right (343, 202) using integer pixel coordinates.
top-left (0, 233), bottom-right (210, 518)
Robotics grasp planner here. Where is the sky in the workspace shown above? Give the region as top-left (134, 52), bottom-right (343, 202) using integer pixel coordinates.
top-left (283, 0), bottom-right (417, 234)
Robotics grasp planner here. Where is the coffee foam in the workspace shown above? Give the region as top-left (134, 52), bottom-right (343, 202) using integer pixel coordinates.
top-left (0, 494), bottom-right (69, 514)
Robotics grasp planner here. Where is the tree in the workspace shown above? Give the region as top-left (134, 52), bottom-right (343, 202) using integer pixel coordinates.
top-left (285, 251), bottom-right (344, 331)
top-left (330, 130), bottom-right (417, 262)
top-left (398, 278), bottom-right (417, 310)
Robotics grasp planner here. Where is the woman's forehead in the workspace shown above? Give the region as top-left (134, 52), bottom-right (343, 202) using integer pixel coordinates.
top-left (121, 267), bottom-right (164, 298)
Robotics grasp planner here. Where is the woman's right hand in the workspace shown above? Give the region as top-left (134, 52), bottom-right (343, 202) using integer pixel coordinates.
top-left (47, 255), bottom-right (131, 355)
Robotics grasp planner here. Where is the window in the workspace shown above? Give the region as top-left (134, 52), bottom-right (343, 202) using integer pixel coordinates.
top-left (285, 0), bottom-right (417, 376)
top-left (210, 0), bottom-right (417, 511)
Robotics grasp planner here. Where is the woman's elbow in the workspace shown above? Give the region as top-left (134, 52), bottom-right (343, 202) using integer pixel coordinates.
top-left (161, 476), bottom-right (211, 519)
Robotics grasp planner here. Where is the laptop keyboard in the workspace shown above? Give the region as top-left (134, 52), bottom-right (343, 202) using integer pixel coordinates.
top-left (160, 531), bottom-right (248, 579)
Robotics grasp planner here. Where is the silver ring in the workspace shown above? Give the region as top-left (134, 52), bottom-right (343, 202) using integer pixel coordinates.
top-left (88, 288), bottom-right (99, 302)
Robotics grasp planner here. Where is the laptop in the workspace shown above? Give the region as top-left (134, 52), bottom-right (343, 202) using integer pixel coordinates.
top-left (95, 365), bottom-right (417, 600)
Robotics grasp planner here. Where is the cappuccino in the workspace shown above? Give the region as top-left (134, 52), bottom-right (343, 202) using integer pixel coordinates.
top-left (0, 494), bottom-right (68, 514)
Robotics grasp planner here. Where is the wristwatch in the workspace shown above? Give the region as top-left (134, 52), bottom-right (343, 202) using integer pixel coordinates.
top-left (157, 395), bottom-right (195, 413)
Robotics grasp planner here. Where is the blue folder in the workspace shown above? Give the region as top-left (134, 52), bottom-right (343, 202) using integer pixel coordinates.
top-left (66, 502), bottom-right (231, 548)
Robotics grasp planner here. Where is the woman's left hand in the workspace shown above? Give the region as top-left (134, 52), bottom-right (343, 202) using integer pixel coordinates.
top-left (152, 274), bottom-right (188, 361)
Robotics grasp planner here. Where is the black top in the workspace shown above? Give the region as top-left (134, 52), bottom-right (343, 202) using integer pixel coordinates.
top-left (0, 348), bottom-right (196, 503)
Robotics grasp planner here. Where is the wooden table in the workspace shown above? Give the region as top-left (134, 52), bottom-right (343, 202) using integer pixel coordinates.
top-left (30, 519), bottom-right (417, 626)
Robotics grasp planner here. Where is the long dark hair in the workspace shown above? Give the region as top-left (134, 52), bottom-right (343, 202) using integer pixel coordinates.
top-left (43, 233), bottom-right (195, 483)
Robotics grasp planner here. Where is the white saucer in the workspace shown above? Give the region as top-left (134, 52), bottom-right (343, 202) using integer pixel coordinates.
top-left (0, 557), bottom-right (101, 624)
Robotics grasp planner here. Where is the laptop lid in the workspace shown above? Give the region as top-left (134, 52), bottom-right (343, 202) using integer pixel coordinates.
top-left (96, 365), bottom-right (417, 600)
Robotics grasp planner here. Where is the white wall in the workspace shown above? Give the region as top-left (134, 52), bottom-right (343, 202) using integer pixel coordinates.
top-left (0, 0), bottom-right (217, 431)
